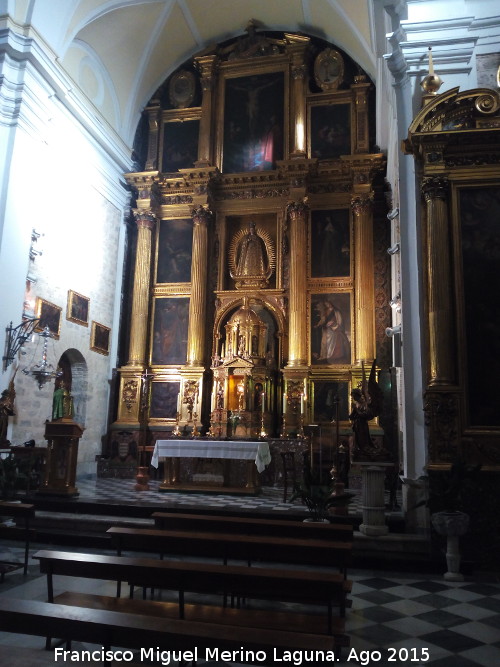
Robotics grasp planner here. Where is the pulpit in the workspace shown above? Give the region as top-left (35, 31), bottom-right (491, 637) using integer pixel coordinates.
top-left (39, 420), bottom-right (83, 496)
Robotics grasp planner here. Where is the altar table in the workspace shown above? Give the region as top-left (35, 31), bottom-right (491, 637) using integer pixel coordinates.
top-left (151, 440), bottom-right (271, 494)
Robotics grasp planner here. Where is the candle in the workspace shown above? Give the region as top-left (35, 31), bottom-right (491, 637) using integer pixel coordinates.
top-left (177, 392), bottom-right (181, 415)
top-left (300, 393), bottom-right (304, 414)
top-left (283, 393), bottom-right (286, 413)
top-left (428, 46), bottom-right (434, 76)
top-left (261, 391), bottom-right (265, 413)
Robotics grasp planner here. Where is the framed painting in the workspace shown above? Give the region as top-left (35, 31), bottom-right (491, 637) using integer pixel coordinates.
top-left (151, 297), bottom-right (189, 366)
top-left (222, 71), bottom-right (285, 173)
top-left (67, 290), bottom-right (89, 326)
top-left (90, 321), bottom-right (111, 355)
top-left (161, 118), bottom-right (200, 173)
top-left (458, 185), bottom-right (500, 427)
top-left (149, 381), bottom-right (180, 420)
top-left (311, 209), bottom-right (350, 278)
top-left (312, 380), bottom-right (350, 423)
top-left (309, 102), bottom-right (352, 159)
top-left (311, 293), bottom-right (351, 366)
top-left (35, 298), bottom-right (62, 339)
top-left (156, 219), bottom-right (193, 284)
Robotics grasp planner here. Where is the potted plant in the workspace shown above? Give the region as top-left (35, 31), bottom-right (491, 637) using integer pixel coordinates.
top-left (290, 462), bottom-right (353, 522)
top-left (417, 459), bottom-right (481, 580)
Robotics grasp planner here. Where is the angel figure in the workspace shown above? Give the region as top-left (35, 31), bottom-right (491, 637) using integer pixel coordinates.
top-left (349, 360), bottom-right (385, 462)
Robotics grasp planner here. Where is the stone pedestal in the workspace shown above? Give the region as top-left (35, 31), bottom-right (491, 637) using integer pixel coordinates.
top-left (39, 420), bottom-right (83, 496)
top-left (358, 462), bottom-right (392, 536)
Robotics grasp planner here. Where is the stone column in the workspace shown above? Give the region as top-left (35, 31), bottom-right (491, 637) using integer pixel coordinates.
top-left (194, 55), bottom-right (217, 167)
top-left (352, 193), bottom-right (376, 363)
top-left (422, 176), bottom-right (454, 385)
top-left (359, 463), bottom-right (391, 536)
top-left (186, 205), bottom-right (211, 366)
top-left (126, 210), bottom-right (156, 367)
top-left (286, 200), bottom-right (309, 367)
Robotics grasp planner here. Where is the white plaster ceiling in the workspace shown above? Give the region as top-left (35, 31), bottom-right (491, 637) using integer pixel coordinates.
top-left (23, 0), bottom-right (377, 146)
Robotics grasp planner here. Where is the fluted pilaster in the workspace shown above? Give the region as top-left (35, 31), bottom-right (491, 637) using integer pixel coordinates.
top-left (352, 193), bottom-right (376, 363)
top-left (126, 211), bottom-right (156, 367)
top-left (422, 176), bottom-right (455, 385)
top-left (286, 200), bottom-right (309, 367)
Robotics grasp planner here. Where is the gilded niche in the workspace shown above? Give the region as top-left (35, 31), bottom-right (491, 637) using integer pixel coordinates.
top-left (229, 221), bottom-right (275, 289)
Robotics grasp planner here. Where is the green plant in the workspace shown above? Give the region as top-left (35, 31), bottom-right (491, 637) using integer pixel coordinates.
top-left (290, 465), bottom-right (353, 521)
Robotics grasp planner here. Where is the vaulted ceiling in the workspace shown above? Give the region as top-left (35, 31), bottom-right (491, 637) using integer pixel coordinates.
top-left (22, 0), bottom-right (377, 147)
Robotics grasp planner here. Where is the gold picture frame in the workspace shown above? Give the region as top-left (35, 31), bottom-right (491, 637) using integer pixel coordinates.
top-left (90, 321), bottom-right (111, 356)
top-left (67, 290), bottom-right (89, 326)
top-left (35, 298), bottom-right (62, 339)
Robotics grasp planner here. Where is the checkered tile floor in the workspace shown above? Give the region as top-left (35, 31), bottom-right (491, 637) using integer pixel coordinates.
top-left (0, 536), bottom-right (499, 666)
top-left (72, 476), bottom-right (403, 519)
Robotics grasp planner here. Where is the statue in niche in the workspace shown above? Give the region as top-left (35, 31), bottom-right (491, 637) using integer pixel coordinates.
top-left (229, 221), bottom-right (275, 288)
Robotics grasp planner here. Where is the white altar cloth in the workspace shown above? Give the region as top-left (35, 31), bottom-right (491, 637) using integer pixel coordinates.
top-left (151, 440), bottom-right (271, 473)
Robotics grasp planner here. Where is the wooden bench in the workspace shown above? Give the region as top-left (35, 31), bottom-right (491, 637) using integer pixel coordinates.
top-left (0, 597), bottom-right (340, 662)
top-left (107, 525), bottom-right (352, 576)
top-left (0, 501), bottom-right (35, 578)
top-left (151, 510), bottom-right (354, 541)
top-left (33, 549), bottom-right (350, 636)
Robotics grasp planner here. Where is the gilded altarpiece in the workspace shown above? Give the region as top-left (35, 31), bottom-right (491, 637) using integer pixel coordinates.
top-left (405, 87), bottom-right (500, 568)
top-left (111, 26), bottom-right (390, 487)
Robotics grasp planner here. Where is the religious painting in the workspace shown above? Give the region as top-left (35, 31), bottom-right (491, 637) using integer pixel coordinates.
top-left (90, 321), bottom-right (111, 355)
top-left (161, 119), bottom-right (199, 173)
top-left (309, 102), bottom-right (351, 159)
top-left (458, 185), bottom-right (500, 427)
top-left (222, 71), bottom-right (284, 173)
top-left (311, 293), bottom-right (351, 366)
top-left (156, 218), bottom-right (193, 283)
top-left (35, 298), bottom-right (62, 339)
top-left (149, 381), bottom-right (180, 420)
top-left (151, 297), bottom-right (189, 366)
top-left (66, 290), bottom-right (89, 326)
top-left (311, 209), bottom-right (350, 278)
top-left (312, 380), bottom-right (349, 423)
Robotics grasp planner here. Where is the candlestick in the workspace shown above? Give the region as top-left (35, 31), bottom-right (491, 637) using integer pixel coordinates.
top-left (282, 392), bottom-right (286, 414)
top-left (300, 393), bottom-right (304, 415)
top-left (428, 46), bottom-right (434, 75)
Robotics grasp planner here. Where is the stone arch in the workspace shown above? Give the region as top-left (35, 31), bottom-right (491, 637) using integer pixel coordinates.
top-left (56, 348), bottom-right (88, 426)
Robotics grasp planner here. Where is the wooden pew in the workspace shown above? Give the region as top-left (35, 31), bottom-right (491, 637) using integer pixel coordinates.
top-left (151, 510), bottom-right (354, 541)
top-left (33, 549), bottom-right (350, 636)
top-left (0, 597), bottom-right (341, 663)
top-left (0, 501), bottom-right (35, 577)
top-left (107, 525), bottom-right (352, 575)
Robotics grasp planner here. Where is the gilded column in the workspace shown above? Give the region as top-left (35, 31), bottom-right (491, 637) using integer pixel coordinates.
top-left (144, 101), bottom-right (160, 171)
top-left (186, 205), bottom-right (211, 366)
top-left (194, 55), bottom-right (217, 167)
top-left (287, 36), bottom-right (310, 158)
top-left (126, 210), bottom-right (156, 367)
top-left (422, 176), bottom-right (454, 385)
top-left (352, 194), bottom-right (376, 363)
top-left (286, 200), bottom-right (309, 367)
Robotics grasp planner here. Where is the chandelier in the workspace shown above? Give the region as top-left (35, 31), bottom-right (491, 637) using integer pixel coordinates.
top-left (22, 326), bottom-right (62, 389)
